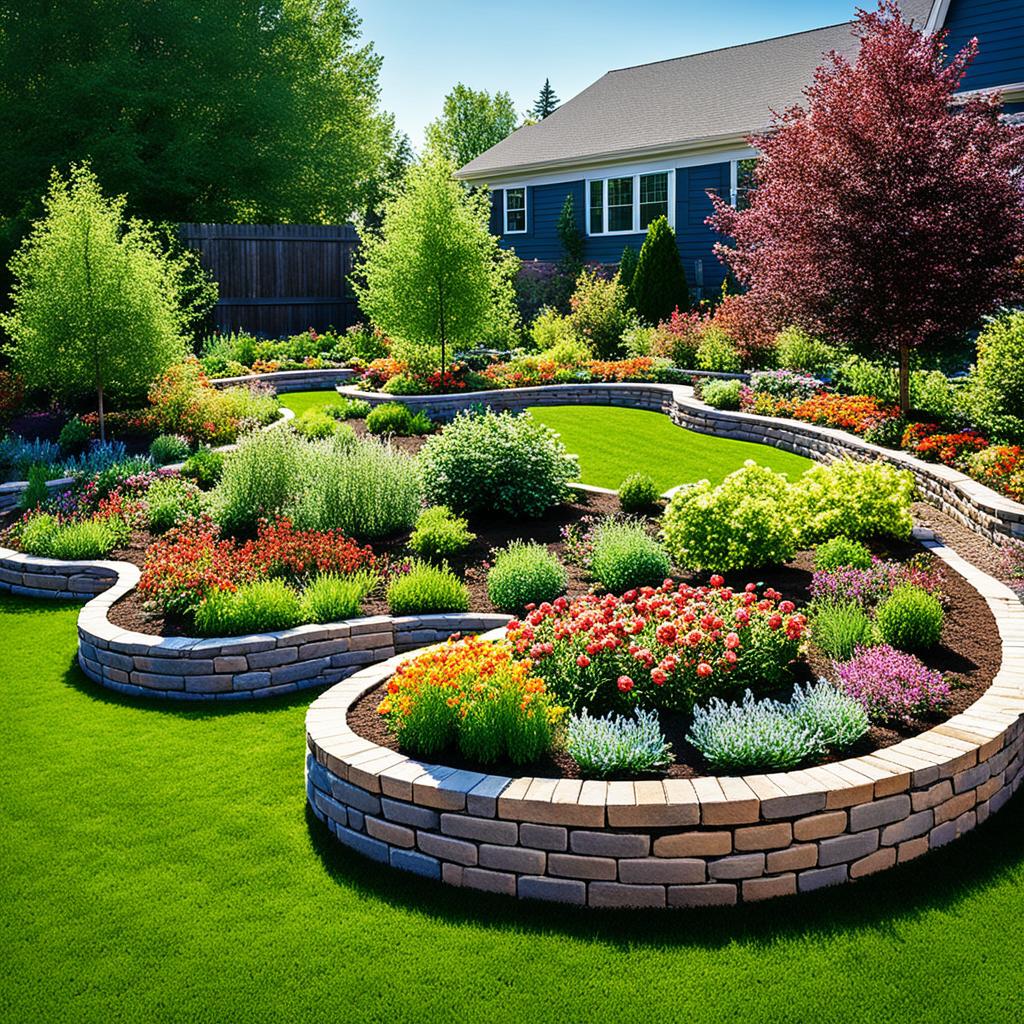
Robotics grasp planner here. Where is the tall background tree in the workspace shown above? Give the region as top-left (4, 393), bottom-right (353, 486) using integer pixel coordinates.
top-left (1, 165), bottom-right (208, 440)
top-left (0, 0), bottom-right (395, 269)
top-left (353, 145), bottom-right (519, 377)
top-left (530, 79), bottom-right (560, 120)
top-left (427, 84), bottom-right (518, 167)
top-left (708, 1), bottom-right (1024, 413)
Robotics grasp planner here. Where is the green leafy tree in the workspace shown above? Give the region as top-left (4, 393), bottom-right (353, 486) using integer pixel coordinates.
top-left (427, 84), bottom-right (518, 168)
top-left (2, 165), bottom-right (206, 440)
top-left (0, 0), bottom-right (394, 267)
top-left (628, 216), bottom-right (690, 324)
top-left (353, 146), bottom-right (519, 377)
top-left (361, 118), bottom-right (415, 230)
top-left (530, 79), bottom-right (560, 120)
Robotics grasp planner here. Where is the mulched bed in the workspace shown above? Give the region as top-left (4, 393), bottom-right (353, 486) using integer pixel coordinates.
top-left (348, 532), bottom-right (1002, 780)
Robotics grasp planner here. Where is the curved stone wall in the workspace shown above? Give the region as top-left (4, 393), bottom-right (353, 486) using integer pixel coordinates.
top-left (0, 546), bottom-right (508, 700)
top-left (306, 533), bottom-right (1024, 907)
top-left (335, 381), bottom-right (1024, 545)
top-left (210, 367), bottom-right (354, 392)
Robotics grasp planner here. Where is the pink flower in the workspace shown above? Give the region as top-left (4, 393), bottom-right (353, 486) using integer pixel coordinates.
top-left (696, 662), bottom-right (713, 678)
top-left (617, 675), bottom-right (634, 693)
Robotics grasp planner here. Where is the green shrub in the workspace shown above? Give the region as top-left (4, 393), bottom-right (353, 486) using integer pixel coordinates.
top-left (149, 433), bottom-right (191, 465)
top-left (661, 461), bottom-right (798, 570)
top-left (181, 447), bottom-right (225, 488)
top-left (213, 428), bottom-right (304, 534)
top-left (775, 326), bottom-right (837, 377)
top-left (19, 464), bottom-right (51, 510)
top-left (809, 600), bottom-right (875, 660)
top-left (566, 269), bottom-right (635, 359)
top-left (967, 311), bottom-right (1024, 442)
top-left (366, 402), bottom-right (412, 435)
top-left (57, 417), bottom-right (92, 455)
top-left (291, 435), bottom-right (421, 539)
top-left (539, 338), bottom-right (592, 366)
top-left (408, 506), bottom-right (476, 559)
top-left (702, 378), bottom-right (743, 410)
top-left (875, 584), bottom-right (944, 651)
top-left (627, 216), bottom-right (689, 326)
top-left (813, 536), bottom-right (874, 571)
top-left (790, 681), bottom-right (870, 750)
top-left (386, 560), bottom-right (470, 614)
top-left (618, 245), bottom-right (639, 293)
top-left (48, 519), bottom-right (126, 560)
top-left (420, 409), bottom-right (577, 518)
top-left (486, 541), bottom-right (567, 613)
top-left (565, 708), bottom-right (673, 777)
top-left (194, 580), bottom-right (303, 636)
top-left (323, 397), bottom-right (372, 420)
top-left (834, 355), bottom-right (897, 401)
top-left (144, 476), bottom-right (205, 532)
top-left (589, 518), bottom-right (671, 593)
top-left (531, 307), bottom-right (575, 350)
top-left (695, 326), bottom-right (742, 372)
top-left (618, 472), bottom-right (659, 513)
top-left (292, 410), bottom-right (337, 440)
top-left (16, 512), bottom-right (59, 554)
top-left (862, 415), bottom-right (909, 448)
top-left (913, 370), bottom-right (959, 424)
top-left (299, 571), bottom-right (378, 624)
top-left (796, 458), bottom-right (915, 545)
top-left (457, 678), bottom-right (559, 765)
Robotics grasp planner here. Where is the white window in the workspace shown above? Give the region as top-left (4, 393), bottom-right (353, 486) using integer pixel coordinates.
top-left (504, 187), bottom-right (526, 233)
top-left (586, 169), bottom-right (673, 235)
top-left (729, 158), bottom-right (758, 210)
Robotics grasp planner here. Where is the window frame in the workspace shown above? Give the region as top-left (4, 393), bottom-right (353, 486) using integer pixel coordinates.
top-left (729, 158), bottom-right (758, 210)
top-left (584, 167), bottom-right (675, 236)
top-left (503, 186), bottom-right (527, 234)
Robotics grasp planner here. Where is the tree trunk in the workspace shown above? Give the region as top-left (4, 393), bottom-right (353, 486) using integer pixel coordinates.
top-left (97, 384), bottom-right (106, 445)
top-left (898, 343), bottom-right (911, 417)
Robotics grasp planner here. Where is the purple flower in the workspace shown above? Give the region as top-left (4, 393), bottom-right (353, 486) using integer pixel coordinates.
top-left (810, 557), bottom-right (944, 606)
top-left (834, 644), bottom-right (950, 725)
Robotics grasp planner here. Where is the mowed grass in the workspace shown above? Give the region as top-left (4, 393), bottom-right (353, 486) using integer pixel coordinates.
top-left (280, 394), bottom-right (812, 492)
top-left (279, 389), bottom-right (340, 416)
top-left (2, 591), bottom-right (1023, 1023)
top-left (528, 405), bottom-right (811, 491)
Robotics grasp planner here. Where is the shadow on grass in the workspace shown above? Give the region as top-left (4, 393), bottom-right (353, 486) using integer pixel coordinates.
top-left (305, 791), bottom-right (1024, 951)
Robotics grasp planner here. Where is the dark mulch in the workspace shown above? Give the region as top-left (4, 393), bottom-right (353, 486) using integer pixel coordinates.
top-left (349, 534), bottom-right (1002, 779)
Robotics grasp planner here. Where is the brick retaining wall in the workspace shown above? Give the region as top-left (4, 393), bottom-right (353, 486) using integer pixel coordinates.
top-left (335, 381), bottom-right (1024, 546)
top-left (305, 532), bottom-right (1024, 908)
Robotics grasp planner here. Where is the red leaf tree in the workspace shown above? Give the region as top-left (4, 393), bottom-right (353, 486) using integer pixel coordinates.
top-left (708, 2), bottom-right (1024, 413)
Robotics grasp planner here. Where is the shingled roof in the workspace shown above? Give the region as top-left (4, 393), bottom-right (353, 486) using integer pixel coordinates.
top-left (456, 2), bottom-right (934, 180)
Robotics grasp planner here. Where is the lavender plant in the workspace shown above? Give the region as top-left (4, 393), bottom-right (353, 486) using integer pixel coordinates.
top-left (565, 708), bottom-right (674, 777)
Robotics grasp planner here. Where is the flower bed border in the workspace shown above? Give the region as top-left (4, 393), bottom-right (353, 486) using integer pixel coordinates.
top-left (0, 545), bottom-right (509, 700)
top-left (305, 528), bottom-right (1024, 908)
top-left (335, 381), bottom-right (1024, 546)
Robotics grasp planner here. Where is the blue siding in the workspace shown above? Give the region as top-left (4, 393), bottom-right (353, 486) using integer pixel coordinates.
top-left (945, 0), bottom-right (1024, 93)
top-left (492, 162), bottom-right (731, 296)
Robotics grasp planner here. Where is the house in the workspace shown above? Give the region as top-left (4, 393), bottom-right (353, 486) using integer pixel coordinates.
top-left (455, 0), bottom-right (1024, 298)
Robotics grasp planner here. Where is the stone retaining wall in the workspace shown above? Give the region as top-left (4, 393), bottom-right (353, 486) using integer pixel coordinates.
top-left (335, 381), bottom-right (1024, 546)
top-left (305, 533), bottom-right (1024, 908)
top-left (211, 367), bottom-right (354, 392)
top-left (0, 545), bottom-right (508, 700)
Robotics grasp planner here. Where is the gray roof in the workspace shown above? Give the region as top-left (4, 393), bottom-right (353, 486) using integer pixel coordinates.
top-left (457, 2), bottom-right (934, 179)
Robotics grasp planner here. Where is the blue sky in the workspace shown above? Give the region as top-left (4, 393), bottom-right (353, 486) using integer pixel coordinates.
top-left (356, 0), bottom-right (865, 148)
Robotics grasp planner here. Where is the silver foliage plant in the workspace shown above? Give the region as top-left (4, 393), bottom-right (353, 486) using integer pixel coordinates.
top-left (565, 708), bottom-right (674, 777)
top-left (687, 680), bottom-right (868, 772)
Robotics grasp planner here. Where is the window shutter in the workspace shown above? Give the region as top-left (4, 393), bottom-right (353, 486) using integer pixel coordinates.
top-left (490, 189), bottom-right (504, 235)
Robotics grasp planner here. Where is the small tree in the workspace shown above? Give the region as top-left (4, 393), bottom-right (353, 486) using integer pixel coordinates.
top-left (618, 246), bottom-right (639, 293)
top-left (708, 2), bottom-right (1024, 414)
top-left (556, 194), bottom-right (585, 273)
top-left (530, 79), bottom-right (560, 120)
top-left (353, 146), bottom-right (519, 377)
top-left (628, 216), bottom-right (690, 325)
top-left (427, 83), bottom-right (518, 168)
top-left (2, 164), bottom-right (203, 440)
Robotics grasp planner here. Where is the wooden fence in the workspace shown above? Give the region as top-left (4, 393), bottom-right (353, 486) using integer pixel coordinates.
top-left (179, 223), bottom-right (360, 338)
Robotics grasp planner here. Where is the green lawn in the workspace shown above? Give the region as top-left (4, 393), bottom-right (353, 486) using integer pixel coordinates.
top-left (279, 389), bottom-right (340, 416)
top-left (280, 394), bottom-right (812, 492)
top-left (528, 405), bottom-right (812, 491)
top-left (2, 591), bottom-right (1022, 1022)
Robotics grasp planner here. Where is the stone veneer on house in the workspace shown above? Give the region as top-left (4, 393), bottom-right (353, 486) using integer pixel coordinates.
top-left (335, 381), bottom-right (1024, 546)
top-left (305, 531), bottom-right (1024, 908)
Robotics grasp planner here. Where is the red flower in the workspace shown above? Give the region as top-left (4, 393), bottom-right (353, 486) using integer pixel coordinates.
top-left (617, 675), bottom-right (634, 693)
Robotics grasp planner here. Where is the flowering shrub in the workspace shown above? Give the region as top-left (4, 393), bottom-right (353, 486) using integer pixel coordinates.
top-left (702, 379), bottom-right (743, 410)
top-left (911, 430), bottom-right (989, 466)
top-left (809, 555), bottom-right (943, 607)
top-left (506, 579), bottom-right (806, 713)
top-left (361, 357), bottom-right (406, 390)
top-left (662, 461), bottom-right (798, 570)
top-left (835, 645), bottom-right (950, 725)
top-left (748, 369), bottom-right (824, 400)
top-left (587, 357), bottom-right (658, 382)
top-left (565, 708), bottom-right (674, 777)
top-left (649, 307), bottom-right (703, 366)
top-left (377, 636), bottom-right (564, 764)
top-left (707, 292), bottom-right (777, 366)
top-left (790, 393), bottom-right (898, 435)
top-left (966, 445), bottom-right (1024, 503)
top-left (567, 269), bottom-right (635, 359)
